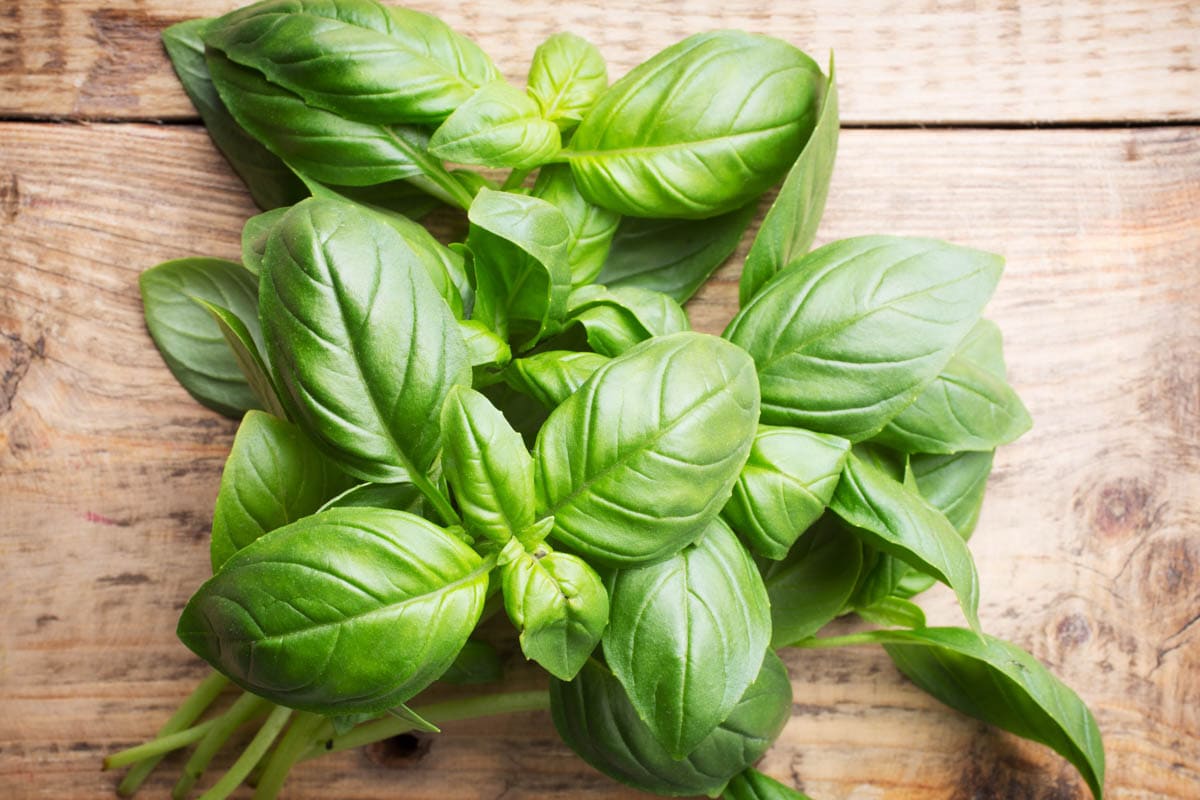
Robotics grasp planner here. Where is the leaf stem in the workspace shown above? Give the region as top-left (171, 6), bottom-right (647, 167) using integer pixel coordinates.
top-left (111, 671), bottom-right (229, 796)
top-left (197, 705), bottom-right (293, 800)
top-left (501, 168), bottom-right (532, 191)
top-left (300, 689), bottom-right (550, 761)
top-left (107, 718), bottom-right (219, 771)
top-left (409, 471), bottom-right (463, 528)
top-left (250, 711), bottom-right (327, 800)
top-left (172, 692), bottom-right (271, 800)
top-left (789, 631), bottom-right (902, 649)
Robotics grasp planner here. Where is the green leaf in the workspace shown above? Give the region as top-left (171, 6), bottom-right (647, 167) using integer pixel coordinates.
top-left (458, 320), bottom-right (512, 369)
top-left (527, 32), bottom-right (608, 130)
top-left (604, 518), bottom-right (771, 756)
top-left (386, 703), bottom-right (440, 733)
top-left (241, 208), bottom-right (289, 277)
top-left (874, 320), bottom-right (1031, 454)
top-left (721, 425), bottom-right (850, 560)
top-left (531, 163), bottom-right (620, 286)
top-left (725, 236), bottom-right (1004, 441)
top-left (597, 201), bottom-right (757, 303)
top-left (260, 197), bottom-right (471, 483)
top-left (480, 381), bottom-right (550, 450)
top-left (430, 80), bottom-right (561, 169)
top-left (505, 350), bottom-right (608, 408)
top-left (565, 31), bottom-right (823, 219)
top-left (204, 0), bottom-right (497, 124)
top-left (535, 332), bottom-right (760, 566)
top-left (762, 515), bottom-right (863, 647)
top-left (723, 768), bottom-right (815, 800)
top-left (193, 298), bottom-right (287, 419)
top-left (161, 19), bottom-right (307, 210)
top-left (178, 507), bottom-right (489, 714)
top-left (739, 54), bottom-right (839, 306)
top-left (438, 639), bottom-right (503, 685)
top-left (210, 411), bottom-right (352, 571)
top-left (830, 451), bottom-right (982, 633)
top-left (856, 595), bottom-right (927, 629)
top-left (440, 386), bottom-right (535, 545)
top-left (502, 549), bottom-right (609, 680)
top-left (309, 179), bottom-right (444, 221)
top-left (564, 284), bottom-right (690, 357)
top-left (319, 482), bottom-right (423, 514)
top-left (467, 189), bottom-right (572, 349)
top-left (139, 257), bottom-right (261, 417)
top-left (550, 651), bottom-right (792, 798)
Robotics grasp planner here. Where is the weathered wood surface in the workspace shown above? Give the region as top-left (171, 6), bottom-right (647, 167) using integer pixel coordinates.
top-left (1, 0), bottom-right (1198, 123)
top-left (1, 121), bottom-right (1197, 798)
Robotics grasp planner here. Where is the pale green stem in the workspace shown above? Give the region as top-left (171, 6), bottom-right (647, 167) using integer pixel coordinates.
top-left (501, 168), bottom-right (532, 191)
top-left (197, 705), bottom-right (293, 800)
top-left (250, 711), bottom-right (328, 800)
top-left (173, 692), bottom-right (271, 800)
top-left (789, 632), bottom-right (899, 650)
top-left (112, 671), bottom-right (229, 796)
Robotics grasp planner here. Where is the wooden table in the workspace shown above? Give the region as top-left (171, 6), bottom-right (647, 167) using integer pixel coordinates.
top-left (1, 1), bottom-right (1198, 798)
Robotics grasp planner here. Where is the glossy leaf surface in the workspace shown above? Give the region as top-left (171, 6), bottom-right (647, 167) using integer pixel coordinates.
top-left (535, 333), bottom-right (759, 566)
top-left (506, 350), bottom-right (608, 409)
top-left (566, 31), bottom-right (822, 218)
top-left (527, 32), bottom-right (608, 129)
top-left (140, 257), bottom-right (261, 417)
top-left (724, 769), bottom-right (815, 800)
top-left (604, 518), bottom-right (771, 757)
top-left (178, 508), bottom-right (489, 714)
top-left (532, 164), bottom-right (620, 286)
top-left (194, 298), bottom-right (288, 419)
top-left (565, 284), bottom-right (690, 357)
top-left (430, 80), bottom-right (561, 169)
top-left (725, 237), bottom-right (1003, 441)
top-left (438, 640), bottom-right (503, 685)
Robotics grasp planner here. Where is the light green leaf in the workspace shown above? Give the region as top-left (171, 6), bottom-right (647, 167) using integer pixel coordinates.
top-left (527, 32), bottom-right (608, 130)
top-left (564, 284), bottom-right (689, 356)
top-left (532, 163), bottom-right (620, 286)
top-left (430, 80), bottom-right (561, 169)
top-left (505, 350), bottom-right (609, 409)
top-left (193, 298), bottom-right (287, 419)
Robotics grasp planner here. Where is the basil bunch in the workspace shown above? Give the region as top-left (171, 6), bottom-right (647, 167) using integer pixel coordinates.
top-left (110, 2), bottom-right (1104, 799)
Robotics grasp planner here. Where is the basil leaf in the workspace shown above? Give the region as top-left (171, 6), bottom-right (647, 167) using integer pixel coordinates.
top-left (831, 451), bottom-right (982, 633)
top-left (241, 208), bottom-right (289, 277)
top-left (480, 382), bottom-right (550, 450)
top-left (604, 518), bottom-right (771, 756)
top-left (532, 164), bottom-right (620, 286)
top-left (874, 320), bottom-right (1032, 454)
top-left (739, 54), bottom-right (838, 306)
top-left (178, 507), bottom-right (489, 714)
top-left (140, 257), bottom-right (261, 417)
top-left (458, 320), bottom-right (512, 370)
top-left (503, 550), bottom-right (609, 681)
top-left (550, 651), bottom-right (791, 798)
top-left (430, 81), bottom-right (561, 169)
top-left (309, 179), bottom-right (444, 221)
top-left (192, 298), bottom-right (288, 420)
top-left (438, 639), bottom-right (503, 685)
top-left (260, 197), bottom-right (471, 483)
top-left (210, 411), bottom-right (352, 571)
top-left (597, 201), bottom-right (757, 303)
top-left (505, 350), bottom-right (608, 408)
top-left (527, 32), bottom-right (608, 130)
top-left (762, 515), bottom-right (863, 647)
top-left (440, 386), bottom-right (535, 545)
top-left (535, 332), bottom-right (759, 566)
top-left (856, 595), bottom-right (927, 629)
top-left (725, 237), bottom-right (1004, 441)
top-left (724, 768), bottom-right (815, 800)
top-left (319, 482), bottom-right (423, 514)
top-left (722, 425), bottom-right (850, 560)
top-left (161, 19), bottom-right (306, 210)
top-left (564, 284), bottom-right (690, 357)
top-left (467, 189), bottom-right (572, 350)
top-left (204, 0), bottom-right (497, 124)
top-left (565, 31), bottom-right (823, 219)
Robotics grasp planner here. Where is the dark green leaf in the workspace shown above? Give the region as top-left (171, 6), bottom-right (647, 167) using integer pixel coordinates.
top-left (564, 284), bottom-right (690, 356)
top-left (178, 507), bottom-right (489, 714)
top-left (725, 236), bottom-right (1003, 441)
top-left (241, 208), bottom-right (289, 277)
top-left (139, 257), bottom-right (261, 417)
top-left (527, 32), bottom-right (608, 130)
top-left (830, 451), bottom-right (982, 632)
top-left (739, 54), bottom-right (838, 306)
top-left (722, 425), bottom-right (850, 560)
top-left (532, 163), bottom-right (620, 286)
top-left (505, 350), bottom-right (608, 408)
top-left (193, 298), bottom-right (287, 419)
top-left (503, 549), bottom-right (609, 680)
top-left (762, 515), bottom-right (863, 647)
top-left (430, 80), bottom-right (561, 169)
top-left (438, 639), bottom-right (503, 685)
top-left (204, 0), bottom-right (497, 124)
top-left (565, 31), bottom-right (823, 218)
top-left (723, 768), bottom-right (815, 800)
top-left (597, 202), bottom-right (757, 302)
top-left (604, 518), bottom-right (771, 756)
top-left (161, 19), bottom-right (306, 210)
top-left (260, 197), bottom-right (471, 483)
top-left (550, 651), bottom-right (792, 798)
top-left (535, 333), bottom-right (759, 566)
top-left (480, 381), bottom-right (550, 450)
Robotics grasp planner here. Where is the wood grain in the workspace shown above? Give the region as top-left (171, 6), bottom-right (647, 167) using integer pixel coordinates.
top-left (0, 121), bottom-right (1197, 798)
top-left (1, 0), bottom-right (1197, 124)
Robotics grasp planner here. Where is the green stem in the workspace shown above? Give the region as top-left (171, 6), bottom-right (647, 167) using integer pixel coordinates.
top-left (250, 711), bottom-right (327, 800)
top-left (381, 126), bottom-right (475, 211)
top-left (501, 168), bottom-right (532, 191)
top-left (197, 705), bottom-right (293, 800)
top-left (300, 690), bottom-right (550, 761)
top-left (108, 718), bottom-right (220, 772)
top-left (790, 631), bottom-right (900, 650)
top-left (173, 692), bottom-right (271, 800)
top-left (409, 470), bottom-right (463, 528)
top-left (112, 671), bottom-right (229, 796)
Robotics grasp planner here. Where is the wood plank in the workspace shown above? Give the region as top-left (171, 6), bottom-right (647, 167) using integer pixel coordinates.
top-left (1, 0), bottom-right (1197, 123)
top-left (1, 121), bottom-right (1198, 799)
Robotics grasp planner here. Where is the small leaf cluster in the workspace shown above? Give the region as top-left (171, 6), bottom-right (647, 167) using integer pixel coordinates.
top-left (118, 1), bottom-right (1103, 798)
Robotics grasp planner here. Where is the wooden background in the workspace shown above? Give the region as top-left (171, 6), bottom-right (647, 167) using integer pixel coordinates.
top-left (1, 1), bottom-right (1198, 798)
